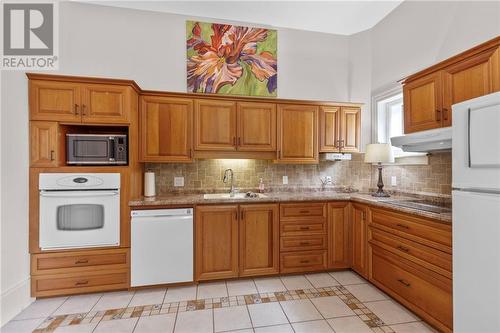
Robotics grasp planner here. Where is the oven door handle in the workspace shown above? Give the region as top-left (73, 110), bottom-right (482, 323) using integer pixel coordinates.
top-left (39, 190), bottom-right (119, 198)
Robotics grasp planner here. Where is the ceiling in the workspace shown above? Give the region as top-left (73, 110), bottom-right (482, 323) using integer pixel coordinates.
top-left (83, 1), bottom-right (403, 35)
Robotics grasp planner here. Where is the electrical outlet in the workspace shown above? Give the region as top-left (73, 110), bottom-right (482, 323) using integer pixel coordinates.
top-left (326, 176), bottom-right (332, 182)
top-left (174, 177), bottom-right (185, 187)
top-left (391, 176), bottom-right (397, 186)
top-left (282, 176), bottom-right (288, 185)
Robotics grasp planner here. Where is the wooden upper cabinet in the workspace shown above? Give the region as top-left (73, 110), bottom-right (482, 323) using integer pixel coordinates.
top-left (328, 202), bottom-right (350, 269)
top-left (442, 47), bottom-right (499, 127)
top-left (237, 102), bottom-right (276, 151)
top-left (319, 106), bottom-right (340, 152)
top-left (194, 99), bottom-right (237, 151)
top-left (195, 205), bottom-right (239, 281)
top-left (403, 39), bottom-right (499, 133)
top-left (81, 84), bottom-right (132, 124)
top-left (30, 121), bottom-right (59, 167)
top-left (140, 96), bottom-right (193, 162)
top-left (29, 80), bottom-right (81, 122)
top-left (277, 104), bottom-right (319, 164)
top-left (239, 204), bottom-right (279, 277)
top-left (403, 72), bottom-right (443, 134)
top-left (340, 107), bottom-right (361, 152)
top-left (351, 204), bottom-right (368, 278)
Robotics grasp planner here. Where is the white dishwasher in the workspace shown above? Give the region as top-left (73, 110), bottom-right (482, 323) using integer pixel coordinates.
top-left (131, 208), bottom-right (193, 287)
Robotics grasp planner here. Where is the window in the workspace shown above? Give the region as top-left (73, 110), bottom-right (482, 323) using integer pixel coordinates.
top-left (372, 86), bottom-right (427, 164)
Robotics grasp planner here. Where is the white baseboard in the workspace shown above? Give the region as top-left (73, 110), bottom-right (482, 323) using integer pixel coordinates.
top-left (1, 277), bottom-right (33, 326)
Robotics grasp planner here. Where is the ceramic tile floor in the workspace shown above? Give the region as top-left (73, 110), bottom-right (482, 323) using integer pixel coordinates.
top-left (1, 271), bottom-right (438, 333)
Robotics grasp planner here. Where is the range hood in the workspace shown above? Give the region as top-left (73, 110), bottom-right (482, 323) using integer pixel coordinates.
top-left (391, 127), bottom-right (452, 152)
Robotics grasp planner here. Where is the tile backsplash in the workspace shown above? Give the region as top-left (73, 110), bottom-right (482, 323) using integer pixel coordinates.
top-left (146, 152), bottom-right (452, 195)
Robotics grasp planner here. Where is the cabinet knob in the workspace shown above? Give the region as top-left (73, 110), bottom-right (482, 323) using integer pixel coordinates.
top-left (75, 259), bottom-right (89, 264)
top-left (75, 280), bottom-right (89, 286)
top-left (436, 109), bottom-right (441, 121)
top-left (74, 104), bottom-right (79, 115)
top-left (397, 245), bottom-right (409, 253)
top-left (396, 223), bottom-right (409, 229)
top-left (82, 104), bottom-right (87, 116)
top-left (397, 279), bottom-right (411, 287)
top-left (50, 150), bottom-right (55, 161)
top-left (300, 260), bottom-right (310, 264)
top-left (299, 242), bottom-right (310, 246)
top-left (299, 226), bottom-right (310, 230)
top-left (443, 108), bottom-right (448, 121)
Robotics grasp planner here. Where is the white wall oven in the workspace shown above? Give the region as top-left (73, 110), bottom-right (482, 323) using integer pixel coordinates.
top-left (39, 173), bottom-right (120, 250)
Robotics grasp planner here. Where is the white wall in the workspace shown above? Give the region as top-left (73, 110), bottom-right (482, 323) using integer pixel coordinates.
top-left (370, 0), bottom-right (500, 92)
top-left (0, 2), bottom-right (351, 325)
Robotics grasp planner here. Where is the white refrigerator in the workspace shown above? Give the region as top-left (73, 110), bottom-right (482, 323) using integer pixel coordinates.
top-left (452, 92), bottom-right (500, 333)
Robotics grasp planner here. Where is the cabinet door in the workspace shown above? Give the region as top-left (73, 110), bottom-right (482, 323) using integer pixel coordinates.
top-left (442, 47), bottom-right (499, 127)
top-left (81, 84), bottom-right (132, 124)
top-left (140, 96), bottom-right (193, 162)
top-left (194, 100), bottom-right (237, 151)
top-left (277, 104), bottom-right (318, 163)
top-left (319, 106), bottom-right (341, 152)
top-left (239, 204), bottom-right (279, 277)
top-left (30, 121), bottom-right (59, 167)
top-left (340, 107), bottom-right (361, 152)
top-left (29, 80), bottom-right (81, 122)
top-left (403, 72), bottom-right (443, 133)
top-left (351, 204), bottom-right (368, 278)
top-left (328, 202), bottom-right (350, 269)
top-left (237, 102), bottom-right (276, 151)
top-left (195, 205), bottom-right (239, 281)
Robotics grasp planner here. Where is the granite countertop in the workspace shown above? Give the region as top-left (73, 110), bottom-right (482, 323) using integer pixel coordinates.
top-left (129, 190), bottom-right (452, 224)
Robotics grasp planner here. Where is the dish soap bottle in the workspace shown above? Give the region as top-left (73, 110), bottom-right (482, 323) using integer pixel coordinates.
top-left (258, 178), bottom-right (265, 193)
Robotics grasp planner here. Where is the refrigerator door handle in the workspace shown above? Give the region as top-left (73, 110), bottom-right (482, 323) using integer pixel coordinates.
top-left (467, 107), bottom-right (471, 168)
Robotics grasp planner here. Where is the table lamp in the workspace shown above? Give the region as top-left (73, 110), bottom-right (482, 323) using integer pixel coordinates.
top-left (364, 143), bottom-right (395, 197)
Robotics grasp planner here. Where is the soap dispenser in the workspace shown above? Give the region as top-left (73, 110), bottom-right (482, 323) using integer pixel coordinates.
top-left (258, 178), bottom-right (265, 193)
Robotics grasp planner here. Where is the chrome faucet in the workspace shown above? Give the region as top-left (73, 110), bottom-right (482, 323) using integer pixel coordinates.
top-left (223, 169), bottom-right (236, 197)
top-left (320, 176), bottom-right (334, 190)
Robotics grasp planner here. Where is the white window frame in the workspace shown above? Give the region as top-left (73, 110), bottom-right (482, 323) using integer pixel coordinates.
top-left (371, 85), bottom-right (428, 164)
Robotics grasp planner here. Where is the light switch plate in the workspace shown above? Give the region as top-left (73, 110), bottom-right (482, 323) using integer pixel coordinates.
top-left (391, 176), bottom-right (397, 186)
top-left (174, 177), bottom-right (185, 187)
top-left (282, 176), bottom-right (288, 185)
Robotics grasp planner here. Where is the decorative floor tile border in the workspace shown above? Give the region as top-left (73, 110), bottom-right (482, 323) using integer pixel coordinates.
top-left (33, 285), bottom-right (394, 333)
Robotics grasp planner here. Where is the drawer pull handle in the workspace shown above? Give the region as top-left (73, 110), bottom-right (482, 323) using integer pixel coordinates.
top-left (299, 210), bottom-right (310, 214)
top-left (299, 226), bottom-right (310, 230)
top-left (397, 279), bottom-right (411, 287)
top-left (300, 260), bottom-right (310, 264)
top-left (75, 280), bottom-right (89, 286)
top-left (397, 245), bottom-right (409, 253)
top-left (396, 223), bottom-right (409, 229)
top-left (299, 242), bottom-right (310, 246)
top-left (75, 259), bottom-right (89, 264)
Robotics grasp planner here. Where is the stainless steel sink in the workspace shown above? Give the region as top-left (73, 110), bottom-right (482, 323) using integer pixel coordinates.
top-left (203, 193), bottom-right (268, 200)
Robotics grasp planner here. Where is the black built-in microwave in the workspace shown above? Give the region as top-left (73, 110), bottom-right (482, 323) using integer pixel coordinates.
top-left (66, 134), bottom-right (127, 165)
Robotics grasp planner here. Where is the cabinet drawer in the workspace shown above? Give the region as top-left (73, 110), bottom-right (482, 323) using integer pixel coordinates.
top-left (371, 246), bottom-right (452, 331)
top-left (31, 249), bottom-right (129, 275)
top-left (370, 208), bottom-right (452, 252)
top-left (280, 203), bottom-right (326, 220)
top-left (280, 250), bottom-right (327, 274)
top-left (32, 270), bottom-right (128, 297)
top-left (370, 228), bottom-right (451, 278)
top-left (280, 220), bottom-right (327, 235)
top-left (280, 235), bottom-right (327, 252)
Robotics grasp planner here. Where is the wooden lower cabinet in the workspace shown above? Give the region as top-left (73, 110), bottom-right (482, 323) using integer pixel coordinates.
top-left (30, 248), bottom-right (130, 297)
top-left (370, 246), bottom-right (452, 333)
top-left (351, 203), bottom-right (368, 278)
top-left (368, 206), bottom-right (453, 333)
top-left (239, 204), bottom-right (279, 277)
top-left (328, 202), bottom-right (350, 269)
top-left (279, 202), bottom-right (328, 273)
top-left (195, 205), bottom-right (239, 281)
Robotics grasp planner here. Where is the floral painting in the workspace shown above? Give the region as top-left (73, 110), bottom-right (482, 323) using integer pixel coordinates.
top-left (186, 20), bottom-right (277, 97)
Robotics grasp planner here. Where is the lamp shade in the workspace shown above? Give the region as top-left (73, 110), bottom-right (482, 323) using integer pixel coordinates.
top-left (364, 143), bottom-right (395, 163)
